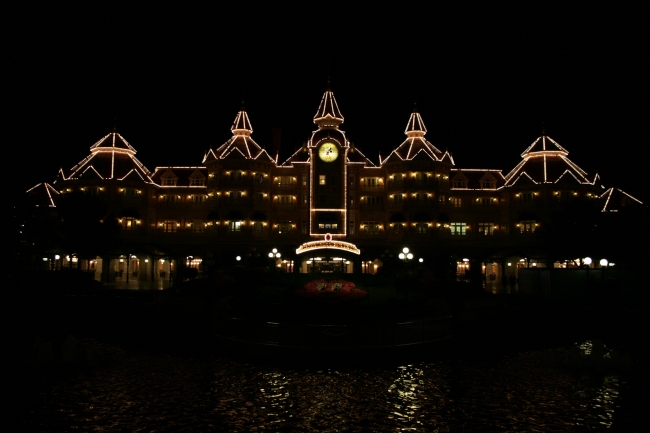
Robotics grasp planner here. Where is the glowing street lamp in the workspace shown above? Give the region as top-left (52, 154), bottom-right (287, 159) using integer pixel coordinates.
top-left (268, 248), bottom-right (281, 268)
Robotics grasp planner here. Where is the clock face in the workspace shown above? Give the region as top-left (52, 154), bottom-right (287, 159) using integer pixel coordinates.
top-left (318, 142), bottom-right (339, 162)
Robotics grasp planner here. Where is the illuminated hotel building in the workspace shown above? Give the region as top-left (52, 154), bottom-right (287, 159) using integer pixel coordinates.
top-left (26, 89), bottom-right (644, 282)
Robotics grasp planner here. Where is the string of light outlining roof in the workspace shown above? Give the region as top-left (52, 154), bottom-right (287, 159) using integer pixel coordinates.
top-left (231, 105), bottom-right (253, 136)
top-left (404, 104), bottom-right (427, 136)
top-left (382, 108), bottom-right (448, 164)
top-left (204, 107), bottom-right (275, 163)
top-left (504, 134), bottom-right (592, 186)
top-left (60, 132), bottom-right (153, 183)
top-left (314, 89), bottom-right (344, 128)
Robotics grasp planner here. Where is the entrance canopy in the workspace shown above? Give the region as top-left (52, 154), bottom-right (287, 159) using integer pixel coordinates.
top-left (296, 239), bottom-right (360, 255)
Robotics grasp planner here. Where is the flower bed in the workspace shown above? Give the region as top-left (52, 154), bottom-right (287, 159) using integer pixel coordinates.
top-left (294, 279), bottom-right (367, 302)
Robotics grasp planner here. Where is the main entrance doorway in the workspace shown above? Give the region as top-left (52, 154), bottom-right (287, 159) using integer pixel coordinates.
top-left (296, 237), bottom-right (360, 274)
top-left (303, 256), bottom-right (351, 273)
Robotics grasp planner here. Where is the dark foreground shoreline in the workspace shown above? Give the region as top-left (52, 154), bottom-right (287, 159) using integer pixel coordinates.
top-left (4, 273), bottom-right (650, 430)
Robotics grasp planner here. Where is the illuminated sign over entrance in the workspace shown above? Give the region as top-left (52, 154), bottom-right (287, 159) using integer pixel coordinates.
top-left (296, 234), bottom-right (360, 255)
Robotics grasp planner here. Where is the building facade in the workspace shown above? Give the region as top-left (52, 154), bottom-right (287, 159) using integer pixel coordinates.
top-left (25, 89), bottom-right (644, 283)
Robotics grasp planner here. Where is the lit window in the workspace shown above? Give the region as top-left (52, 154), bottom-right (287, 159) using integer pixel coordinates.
top-left (229, 221), bottom-right (242, 232)
top-left (277, 195), bottom-right (293, 204)
top-left (450, 222), bottom-right (466, 235)
top-left (479, 222), bottom-right (495, 235)
top-left (121, 217), bottom-right (136, 230)
top-left (520, 220), bottom-right (536, 233)
top-left (319, 175), bottom-right (326, 185)
top-left (277, 175), bottom-right (293, 186)
top-left (451, 197), bottom-right (463, 208)
top-left (162, 221), bottom-right (176, 232)
top-left (362, 221), bottom-right (380, 234)
top-left (362, 177), bottom-right (380, 187)
top-left (277, 221), bottom-right (293, 234)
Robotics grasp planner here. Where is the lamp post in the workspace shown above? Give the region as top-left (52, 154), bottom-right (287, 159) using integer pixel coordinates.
top-left (599, 258), bottom-right (608, 282)
top-left (584, 257), bottom-right (592, 285)
top-left (399, 247), bottom-right (414, 300)
top-left (268, 248), bottom-right (281, 270)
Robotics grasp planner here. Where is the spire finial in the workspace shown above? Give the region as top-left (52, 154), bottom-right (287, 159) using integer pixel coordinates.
top-left (413, 101), bottom-right (419, 113)
top-left (113, 118), bottom-right (117, 132)
top-left (541, 121), bottom-right (546, 135)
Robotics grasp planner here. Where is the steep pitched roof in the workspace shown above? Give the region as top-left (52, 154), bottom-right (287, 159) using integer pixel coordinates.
top-left (231, 106), bottom-right (253, 134)
top-left (61, 131), bottom-right (153, 183)
top-left (280, 146), bottom-right (310, 166)
top-left (204, 107), bottom-right (274, 162)
top-left (346, 146), bottom-right (376, 166)
top-left (504, 135), bottom-right (591, 186)
top-left (26, 182), bottom-right (60, 207)
top-left (314, 89), bottom-right (344, 128)
top-left (600, 187), bottom-right (644, 212)
top-left (383, 108), bottom-right (444, 163)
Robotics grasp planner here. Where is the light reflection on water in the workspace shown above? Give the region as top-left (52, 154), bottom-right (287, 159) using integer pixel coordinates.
top-left (24, 341), bottom-right (622, 432)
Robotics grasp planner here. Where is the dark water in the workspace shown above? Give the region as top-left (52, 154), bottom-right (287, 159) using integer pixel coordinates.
top-left (20, 340), bottom-right (626, 432)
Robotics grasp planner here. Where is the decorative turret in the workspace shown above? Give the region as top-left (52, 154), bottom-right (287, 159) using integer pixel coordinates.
top-left (203, 105), bottom-right (274, 162)
top-left (504, 133), bottom-right (591, 185)
top-left (405, 104), bottom-right (427, 138)
top-left (383, 106), bottom-right (443, 162)
top-left (61, 131), bottom-right (153, 182)
top-left (231, 104), bottom-right (253, 137)
top-left (314, 89), bottom-right (344, 129)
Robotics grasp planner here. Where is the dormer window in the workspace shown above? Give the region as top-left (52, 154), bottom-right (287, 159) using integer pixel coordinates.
top-left (479, 173), bottom-right (497, 189)
top-left (162, 178), bottom-right (177, 186)
top-left (452, 173), bottom-right (469, 189)
top-left (190, 177), bottom-right (204, 186)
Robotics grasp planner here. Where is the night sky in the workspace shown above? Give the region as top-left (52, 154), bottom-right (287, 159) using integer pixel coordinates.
top-left (7, 4), bottom-right (649, 203)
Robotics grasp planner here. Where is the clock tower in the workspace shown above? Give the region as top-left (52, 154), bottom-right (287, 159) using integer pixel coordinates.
top-left (309, 89), bottom-right (348, 237)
